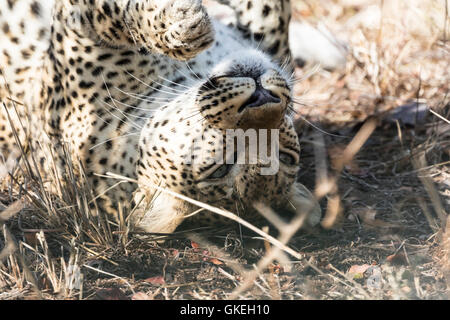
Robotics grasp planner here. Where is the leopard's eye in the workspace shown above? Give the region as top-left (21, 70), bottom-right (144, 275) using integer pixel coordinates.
top-left (208, 164), bottom-right (233, 179)
top-left (279, 152), bottom-right (296, 165)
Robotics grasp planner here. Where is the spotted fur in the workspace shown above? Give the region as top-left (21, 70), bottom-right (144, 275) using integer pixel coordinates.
top-left (0, 0), bottom-right (320, 233)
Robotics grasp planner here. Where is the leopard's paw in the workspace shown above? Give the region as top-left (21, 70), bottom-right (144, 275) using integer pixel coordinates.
top-left (146, 0), bottom-right (215, 60)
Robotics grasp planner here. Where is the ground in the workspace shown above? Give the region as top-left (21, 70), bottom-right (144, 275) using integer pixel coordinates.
top-left (0, 0), bottom-right (449, 300)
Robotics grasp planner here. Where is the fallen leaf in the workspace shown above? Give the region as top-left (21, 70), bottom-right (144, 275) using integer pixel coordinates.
top-left (39, 276), bottom-right (51, 291)
top-left (144, 276), bottom-right (165, 285)
top-left (208, 258), bottom-right (224, 265)
top-left (386, 252), bottom-right (408, 265)
top-left (345, 164), bottom-right (368, 176)
top-left (351, 208), bottom-right (397, 228)
top-left (385, 102), bottom-right (429, 126)
top-left (191, 241), bottom-right (200, 249)
top-left (358, 208), bottom-right (377, 222)
top-left (23, 233), bottom-right (38, 246)
top-left (348, 264), bottom-right (371, 279)
top-left (272, 264), bottom-right (284, 275)
top-left (131, 292), bottom-right (152, 300)
top-left (96, 288), bottom-right (129, 300)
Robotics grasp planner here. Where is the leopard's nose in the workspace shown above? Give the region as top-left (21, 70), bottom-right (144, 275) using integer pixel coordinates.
top-left (238, 80), bottom-right (281, 112)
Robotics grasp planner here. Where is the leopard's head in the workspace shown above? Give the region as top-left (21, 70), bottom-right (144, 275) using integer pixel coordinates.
top-left (135, 49), bottom-right (321, 233)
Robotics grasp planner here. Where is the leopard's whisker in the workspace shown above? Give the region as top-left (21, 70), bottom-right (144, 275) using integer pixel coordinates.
top-left (158, 75), bottom-right (193, 90)
top-left (123, 18), bottom-right (139, 47)
top-left (255, 34), bottom-right (265, 51)
top-left (130, 93), bottom-right (173, 103)
top-left (111, 97), bottom-right (159, 114)
top-left (175, 66), bottom-right (202, 85)
top-left (294, 111), bottom-right (350, 139)
top-left (288, 63), bottom-right (322, 85)
top-left (100, 75), bottom-right (143, 129)
top-left (291, 98), bottom-right (319, 108)
top-left (89, 132), bottom-right (140, 151)
top-left (110, 100), bottom-right (154, 120)
top-left (93, 113), bottom-right (115, 131)
top-left (123, 70), bottom-right (182, 96)
top-left (185, 62), bottom-right (204, 82)
top-left (97, 98), bottom-right (143, 131)
top-left (97, 79), bottom-right (143, 130)
top-left (180, 111), bottom-right (203, 122)
top-left (192, 116), bottom-right (206, 126)
top-left (125, 70), bottom-right (190, 95)
top-left (279, 55), bottom-right (294, 79)
top-left (114, 87), bottom-right (172, 105)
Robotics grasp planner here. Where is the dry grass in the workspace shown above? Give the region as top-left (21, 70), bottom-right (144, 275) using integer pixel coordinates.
top-left (0, 0), bottom-right (449, 300)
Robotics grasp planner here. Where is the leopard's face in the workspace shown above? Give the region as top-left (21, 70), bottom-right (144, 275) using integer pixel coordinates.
top-left (137, 49), bottom-right (300, 224)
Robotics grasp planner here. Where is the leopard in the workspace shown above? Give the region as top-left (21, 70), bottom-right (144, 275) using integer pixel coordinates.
top-left (0, 0), bottom-right (321, 234)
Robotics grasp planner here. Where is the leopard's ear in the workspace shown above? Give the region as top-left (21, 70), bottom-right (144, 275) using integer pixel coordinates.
top-left (285, 182), bottom-right (322, 227)
top-left (131, 189), bottom-right (191, 234)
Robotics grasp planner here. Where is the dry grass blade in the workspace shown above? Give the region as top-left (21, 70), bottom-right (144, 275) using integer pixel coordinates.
top-left (0, 200), bottom-right (24, 224)
top-left (317, 118), bottom-right (377, 229)
top-left (333, 118), bottom-right (378, 173)
top-left (441, 216), bottom-right (450, 290)
top-left (0, 200), bottom-right (25, 262)
top-left (262, 226), bottom-right (281, 300)
top-left (412, 154), bottom-right (447, 224)
top-left (417, 197), bottom-right (440, 232)
top-left (0, 224), bottom-right (17, 263)
top-left (322, 194), bottom-right (342, 230)
top-left (429, 109), bottom-right (450, 125)
top-left (82, 264), bottom-right (135, 295)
